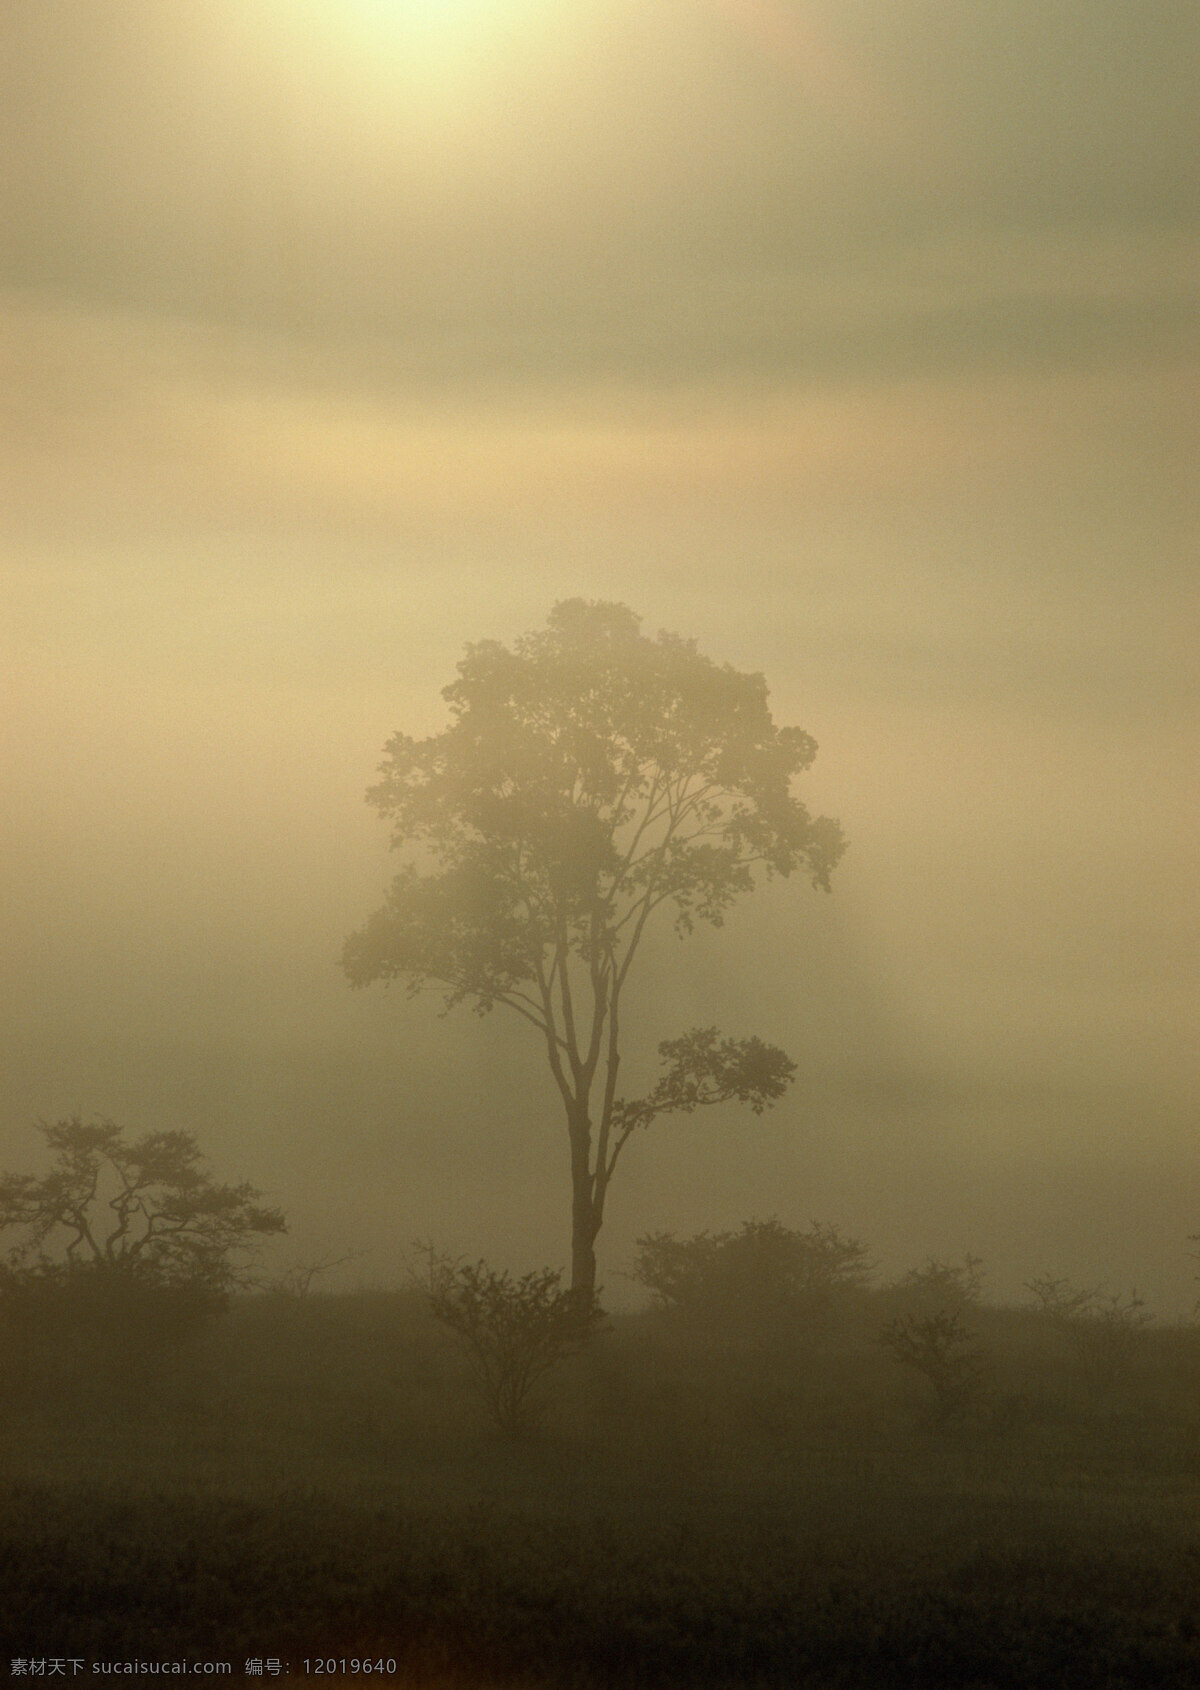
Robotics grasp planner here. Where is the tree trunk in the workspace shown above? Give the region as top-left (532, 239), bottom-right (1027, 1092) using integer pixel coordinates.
top-left (568, 1109), bottom-right (599, 1304)
top-left (571, 1223), bottom-right (597, 1305)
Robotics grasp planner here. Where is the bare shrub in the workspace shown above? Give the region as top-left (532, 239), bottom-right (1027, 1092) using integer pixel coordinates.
top-left (414, 1247), bottom-right (603, 1436)
top-left (1024, 1273), bottom-right (1152, 1386)
top-left (257, 1251), bottom-right (367, 1298)
top-left (1077, 1289), bottom-right (1153, 1386)
top-left (1023, 1273), bottom-right (1100, 1321)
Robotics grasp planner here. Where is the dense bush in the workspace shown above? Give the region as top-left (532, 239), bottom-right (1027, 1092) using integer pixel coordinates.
top-left (631, 1218), bottom-right (872, 1343)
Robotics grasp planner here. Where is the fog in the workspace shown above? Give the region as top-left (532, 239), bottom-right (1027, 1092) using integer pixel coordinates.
top-left (2, 0), bottom-right (1196, 1314)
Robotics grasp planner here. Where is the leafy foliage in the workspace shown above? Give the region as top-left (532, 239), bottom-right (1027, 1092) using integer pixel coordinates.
top-left (632, 1218), bottom-right (871, 1339)
top-left (344, 602), bottom-right (844, 1293)
top-left (0, 1116), bottom-right (286, 1314)
top-left (610, 1030), bottom-right (795, 1136)
top-left (416, 1247), bottom-right (603, 1436)
top-left (344, 601), bottom-right (842, 1006)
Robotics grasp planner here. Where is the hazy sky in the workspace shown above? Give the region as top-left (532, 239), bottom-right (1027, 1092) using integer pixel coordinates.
top-left (2, 0), bottom-right (1196, 1309)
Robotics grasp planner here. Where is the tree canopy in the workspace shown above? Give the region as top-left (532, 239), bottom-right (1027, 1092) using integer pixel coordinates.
top-left (0, 1116), bottom-right (286, 1297)
top-left (344, 601), bottom-right (845, 1295)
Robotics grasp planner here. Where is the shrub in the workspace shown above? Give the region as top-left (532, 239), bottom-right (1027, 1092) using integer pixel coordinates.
top-left (631, 1218), bottom-right (872, 1344)
top-left (255, 1251), bottom-right (366, 1298)
top-left (897, 1254), bottom-right (985, 1316)
top-left (1076, 1289), bottom-right (1153, 1386)
top-left (1023, 1273), bottom-right (1101, 1322)
top-left (0, 1256), bottom-right (227, 1395)
top-left (1023, 1274), bottom-right (1153, 1387)
top-left (880, 1309), bottom-right (988, 1425)
top-left (415, 1248), bottom-right (603, 1436)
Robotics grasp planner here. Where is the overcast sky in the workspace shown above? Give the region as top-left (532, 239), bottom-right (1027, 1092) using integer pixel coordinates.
top-left (2, 0), bottom-right (1196, 1309)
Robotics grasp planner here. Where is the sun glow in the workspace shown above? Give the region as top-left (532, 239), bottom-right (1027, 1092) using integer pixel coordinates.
top-left (325, 0), bottom-right (517, 49)
top-left (234, 0), bottom-right (571, 158)
top-left (265, 0), bottom-right (554, 87)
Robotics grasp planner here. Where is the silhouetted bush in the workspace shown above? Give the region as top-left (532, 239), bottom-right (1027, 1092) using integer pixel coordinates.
top-left (0, 1256), bottom-right (225, 1395)
top-left (631, 1218), bottom-right (872, 1346)
top-left (1024, 1272), bottom-right (1101, 1322)
top-left (415, 1247), bottom-right (604, 1436)
top-left (880, 1308), bottom-right (988, 1426)
top-left (0, 1255), bottom-right (224, 1339)
top-left (894, 1254), bottom-right (985, 1317)
top-left (1022, 1273), bottom-right (1155, 1388)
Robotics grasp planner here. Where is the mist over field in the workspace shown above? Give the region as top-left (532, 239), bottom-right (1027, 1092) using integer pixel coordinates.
top-left (2, 0), bottom-right (1197, 1315)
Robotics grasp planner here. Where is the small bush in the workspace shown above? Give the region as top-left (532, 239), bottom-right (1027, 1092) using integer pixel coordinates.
top-left (1076, 1289), bottom-right (1153, 1387)
top-left (1024, 1273), bottom-right (1101, 1322)
top-left (881, 1309), bottom-right (988, 1426)
top-left (415, 1248), bottom-right (603, 1436)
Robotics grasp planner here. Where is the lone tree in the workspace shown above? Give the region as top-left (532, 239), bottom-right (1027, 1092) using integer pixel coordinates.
top-left (343, 601), bottom-right (844, 1300)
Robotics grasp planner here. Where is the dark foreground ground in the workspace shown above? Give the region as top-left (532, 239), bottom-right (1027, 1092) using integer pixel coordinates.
top-left (1, 1291), bottom-right (1198, 1687)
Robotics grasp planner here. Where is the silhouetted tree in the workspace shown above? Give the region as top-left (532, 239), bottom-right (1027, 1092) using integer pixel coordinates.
top-left (344, 602), bottom-right (844, 1299)
top-left (0, 1117), bottom-right (286, 1346)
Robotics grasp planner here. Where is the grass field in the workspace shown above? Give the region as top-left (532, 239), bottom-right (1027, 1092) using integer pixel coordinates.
top-left (1, 1288), bottom-right (1198, 1686)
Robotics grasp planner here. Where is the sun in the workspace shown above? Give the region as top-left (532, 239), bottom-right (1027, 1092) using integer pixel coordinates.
top-left (252, 0), bottom-right (555, 121)
top-left (333, 0), bottom-right (509, 42)
top-left (287, 0), bottom-right (538, 66)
